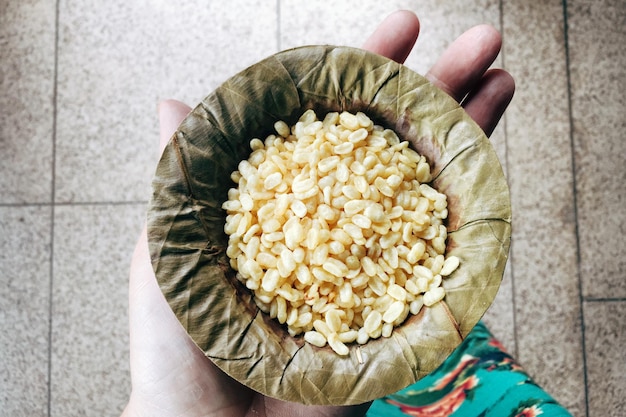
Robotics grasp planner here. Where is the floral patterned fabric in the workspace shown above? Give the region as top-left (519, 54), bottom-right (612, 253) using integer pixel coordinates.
top-left (367, 322), bottom-right (572, 417)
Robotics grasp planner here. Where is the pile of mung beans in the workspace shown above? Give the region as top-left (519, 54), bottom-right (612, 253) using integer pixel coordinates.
top-left (222, 109), bottom-right (459, 355)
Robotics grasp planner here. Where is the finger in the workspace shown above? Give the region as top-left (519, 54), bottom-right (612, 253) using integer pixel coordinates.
top-left (158, 99), bottom-right (192, 154)
top-left (362, 10), bottom-right (420, 63)
top-left (462, 69), bottom-right (515, 137)
top-left (426, 25), bottom-right (502, 102)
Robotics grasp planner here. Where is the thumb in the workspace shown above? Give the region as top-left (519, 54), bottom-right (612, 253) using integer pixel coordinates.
top-left (158, 99), bottom-right (192, 154)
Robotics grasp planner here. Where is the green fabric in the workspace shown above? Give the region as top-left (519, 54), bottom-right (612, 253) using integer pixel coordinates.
top-left (367, 322), bottom-right (572, 416)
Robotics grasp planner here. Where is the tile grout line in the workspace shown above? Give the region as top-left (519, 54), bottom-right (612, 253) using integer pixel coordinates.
top-left (498, 0), bottom-right (519, 361)
top-left (48, 1), bottom-right (61, 415)
top-left (561, 1), bottom-right (590, 416)
top-left (584, 297), bottom-right (626, 303)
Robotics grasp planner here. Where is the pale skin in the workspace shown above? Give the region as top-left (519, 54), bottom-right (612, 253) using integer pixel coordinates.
top-left (122, 10), bottom-right (515, 417)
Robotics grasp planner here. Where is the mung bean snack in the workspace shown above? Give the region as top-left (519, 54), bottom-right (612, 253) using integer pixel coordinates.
top-left (147, 46), bottom-right (511, 405)
top-left (222, 109), bottom-right (460, 356)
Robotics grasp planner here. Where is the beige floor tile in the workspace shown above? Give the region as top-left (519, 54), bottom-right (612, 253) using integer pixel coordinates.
top-left (482, 261), bottom-right (516, 355)
top-left (481, 121), bottom-right (515, 353)
top-left (568, 0), bottom-right (626, 299)
top-left (502, 1), bottom-right (585, 414)
top-left (584, 301), bottom-right (626, 416)
top-left (54, 1), bottom-right (278, 203)
top-left (50, 204), bottom-right (145, 416)
top-left (0, 1), bottom-right (56, 204)
top-left (0, 207), bottom-right (51, 417)
top-left (54, 0), bottom-right (162, 203)
top-left (154, 0), bottom-right (280, 105)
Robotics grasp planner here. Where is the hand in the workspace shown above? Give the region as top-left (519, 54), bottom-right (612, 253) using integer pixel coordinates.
top-left (122, 10), bottom-right (514, 417)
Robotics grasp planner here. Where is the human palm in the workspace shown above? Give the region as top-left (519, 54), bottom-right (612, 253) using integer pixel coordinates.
top-left (122, 10), bottom-right (514, 417)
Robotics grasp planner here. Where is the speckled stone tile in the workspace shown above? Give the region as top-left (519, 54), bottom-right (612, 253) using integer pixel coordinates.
top-left (50, 204), bottom-right (145, 416)
top-left (54, 0), bottom-right (278, 203)
top-left (480, 118), bottom-right (514, 353)
top-left (481, 261), bottom-right (516, 355)
top-left (502, 1), bottom-right (584, 415)
top-left (280, 0), bottom-right (501, 76)
top-left (568, 0), bottom-right (626, 299)
top-left (0, 206), bottom-right (51, 416)
top-left (584, 301), bottom-right (626, 416)
top-left (0, 1), bottom-right (56, 204)
top-left (152, 1), bottom-right (279, 106)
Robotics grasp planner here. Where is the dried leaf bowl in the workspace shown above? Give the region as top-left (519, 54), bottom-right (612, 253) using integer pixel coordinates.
top-left (147, 45), bottom-right (511, 405)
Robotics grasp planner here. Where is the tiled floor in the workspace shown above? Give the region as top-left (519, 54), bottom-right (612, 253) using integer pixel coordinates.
top-left (1, 1), bottom-right (624, 416)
